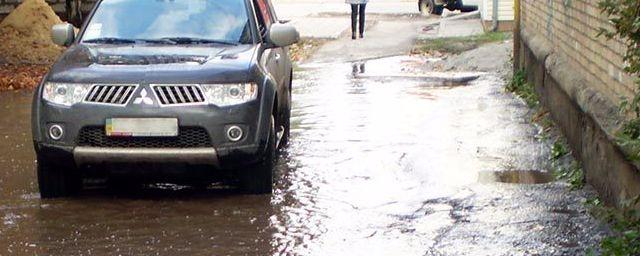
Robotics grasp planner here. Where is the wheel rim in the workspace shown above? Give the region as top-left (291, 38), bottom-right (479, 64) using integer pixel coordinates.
top-left (420, 0), bottom-right (434, 14)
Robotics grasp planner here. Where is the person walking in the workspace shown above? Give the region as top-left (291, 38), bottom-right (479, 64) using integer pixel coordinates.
top-left (346, 0), bottom-right (368, 39)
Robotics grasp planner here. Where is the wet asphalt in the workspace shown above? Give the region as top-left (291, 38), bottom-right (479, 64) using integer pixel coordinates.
top-left (0, 56), bottom-right (609, 255)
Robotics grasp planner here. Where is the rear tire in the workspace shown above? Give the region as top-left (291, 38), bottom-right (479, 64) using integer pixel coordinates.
top-left (37, 155), bottom-right (82, 198)
top-left (419, 0), bottom-right (443, 16)
top-left (238, 115), bottom-right (276, 194)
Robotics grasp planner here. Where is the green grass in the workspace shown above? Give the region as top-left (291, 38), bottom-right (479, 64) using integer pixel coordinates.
top-left (586, 196), bottom-right (640, 256)
top-left (553, 160), bottom-right (585, 190)
top-left (551, 141), bottom-right (569, 161)
top-left (413, 32), bottom-right (511, 55)
top-left (506, 69), bottom-right (539, 108)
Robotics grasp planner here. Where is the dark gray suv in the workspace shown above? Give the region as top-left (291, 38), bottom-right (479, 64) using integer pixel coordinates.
top-left (32, 0), bottom-right (299, 197)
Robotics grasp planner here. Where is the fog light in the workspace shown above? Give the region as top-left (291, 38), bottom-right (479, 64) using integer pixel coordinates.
top-left (226, 126), bottom-right (243, 142)
top-left (49, 124), bottom-right (64, 140)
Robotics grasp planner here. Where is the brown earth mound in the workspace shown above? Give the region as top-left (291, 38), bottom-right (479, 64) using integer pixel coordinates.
top-left (0, 0), bottom-right (65, 64)
top-left (0, 64), bottom-right (49, 91)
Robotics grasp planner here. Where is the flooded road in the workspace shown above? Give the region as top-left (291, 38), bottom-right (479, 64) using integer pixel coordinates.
top-left (0, 57), bottom-right (607, 255)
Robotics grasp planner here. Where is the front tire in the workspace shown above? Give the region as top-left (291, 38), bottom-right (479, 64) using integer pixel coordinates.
top-left (37, 155), bottom-right (82, 198)
top-left (280, 81), bottom-right (292, 148)
top-left (238, 116), bottom-right (276, 194)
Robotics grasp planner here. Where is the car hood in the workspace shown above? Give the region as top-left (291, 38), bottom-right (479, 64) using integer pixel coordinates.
top-left (47, 44), bottom-right (258, 84)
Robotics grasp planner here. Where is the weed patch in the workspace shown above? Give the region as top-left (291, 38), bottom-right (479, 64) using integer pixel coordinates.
top-left (513, 73), bottom-right (585, 190)
top-left (587, 196), bottom-right (640, 255)
top-left (506, 69), bottom-right (539, 108)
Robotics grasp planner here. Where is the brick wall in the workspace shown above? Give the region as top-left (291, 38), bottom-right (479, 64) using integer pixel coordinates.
top-left (0, 0), bottom-right (97, 21)
top-left (521, 0), bottom-right (633, 106)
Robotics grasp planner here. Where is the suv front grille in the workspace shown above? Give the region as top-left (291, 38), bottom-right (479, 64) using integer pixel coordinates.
top-left (77, 126), bottom-right (212, 148)
top-left (152, 85), bottom-right (206, 106)
top-left (85, 84), bottom-right (137, 105)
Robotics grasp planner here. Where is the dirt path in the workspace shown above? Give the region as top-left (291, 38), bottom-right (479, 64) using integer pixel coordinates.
top-left (309, 15), bottom-right (433, 63)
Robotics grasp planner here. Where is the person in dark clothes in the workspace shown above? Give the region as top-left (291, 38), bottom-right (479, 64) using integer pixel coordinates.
top-left (346, 0), bottom-right (368, 39)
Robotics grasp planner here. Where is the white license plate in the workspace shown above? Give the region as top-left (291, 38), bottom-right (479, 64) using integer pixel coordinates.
top-left (106, 118), bottom-right (178, 137)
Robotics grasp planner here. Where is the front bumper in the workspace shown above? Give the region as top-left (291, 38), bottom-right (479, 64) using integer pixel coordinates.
top-left (35, 141), bottom-right (263, 170)
top-left (32, 84), bottom-right (274, 169)
top-left (73, 147), bottom-right (219, 166)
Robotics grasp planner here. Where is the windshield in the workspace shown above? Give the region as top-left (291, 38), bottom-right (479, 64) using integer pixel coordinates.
top-left (81, 0), bottom-right (252, 44)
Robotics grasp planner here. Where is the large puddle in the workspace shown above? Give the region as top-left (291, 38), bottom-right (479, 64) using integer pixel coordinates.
top-left (0, 56), bottom-right (553, 255)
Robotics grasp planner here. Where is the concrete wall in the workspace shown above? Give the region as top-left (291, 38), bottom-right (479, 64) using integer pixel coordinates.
top-left (0, 0), bottom-right (96, 21)
top-left (516, 0), bottom-right (640, 206)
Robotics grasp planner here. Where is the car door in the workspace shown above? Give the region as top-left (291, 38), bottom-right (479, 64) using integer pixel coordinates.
top-left (254, 0), bottom-right (279, 85)
top-left (254, 0), bottom-right (287, 92)
top-left (266, 0), bottom-right (290, 85)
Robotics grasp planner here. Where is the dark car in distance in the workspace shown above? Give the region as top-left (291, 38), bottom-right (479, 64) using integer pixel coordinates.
top-left (418, 0), bottom-right (478, 16)
top-left (33, 0), bottom-right (299, 197)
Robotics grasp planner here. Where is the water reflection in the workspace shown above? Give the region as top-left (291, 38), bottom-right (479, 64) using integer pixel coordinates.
top-left (351, 61), bottom-right (366, 77)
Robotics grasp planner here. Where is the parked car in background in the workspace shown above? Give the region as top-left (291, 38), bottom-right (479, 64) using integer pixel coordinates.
top-left (418, 0), bottom-right (478, 16)
top-left (65, 0), bottom-right (82, 26)
top-left (34, 0), bottom-right (299, 197)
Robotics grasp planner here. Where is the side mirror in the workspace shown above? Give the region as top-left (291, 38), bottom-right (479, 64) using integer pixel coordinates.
top-left (267, 23), bottom-right (299, 47)
top-left (51, 23), bottom-right (75, 46)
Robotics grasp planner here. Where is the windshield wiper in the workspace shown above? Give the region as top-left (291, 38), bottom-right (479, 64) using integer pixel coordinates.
top-left (82, 37), bottom-right (137, 44)
top-left (134, 38), bottom-right (177, 45)
top-left (159, 37), bottom-right (238, 46)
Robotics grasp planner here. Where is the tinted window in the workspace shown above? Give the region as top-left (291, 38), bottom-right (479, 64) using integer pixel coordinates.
top-left (82, 0), bottom-right (251, 43)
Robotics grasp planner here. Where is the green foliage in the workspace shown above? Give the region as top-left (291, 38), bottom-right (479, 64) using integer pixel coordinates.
top-left (506, 69), bottom-right (539, 107)
top-left (616, 119), bottom-right (640, 162)
top-left (598, 0), bottom-right (640, 76)
top-left (548, 138), bottom-right (584, 190)
top-left (598, 8), bottom-right (640, 254)
top-left (551, 141), bottom-right (569, 161)
top-left (588, 196), bottom-right (640, 256)
top-left (599, 0), bottom-right (640, 134)
top-left (553, 160), bottom-right (584, 190)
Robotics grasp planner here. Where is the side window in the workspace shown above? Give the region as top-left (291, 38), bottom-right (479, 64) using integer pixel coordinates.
top-left (253, 0), bottom-right (273, 38)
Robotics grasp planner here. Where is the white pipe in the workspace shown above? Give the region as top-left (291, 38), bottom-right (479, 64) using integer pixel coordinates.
top-left (491, 0), bottom-right (499, 31)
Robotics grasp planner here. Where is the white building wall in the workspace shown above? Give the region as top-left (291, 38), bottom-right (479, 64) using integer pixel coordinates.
top-left (480, 0), bottom-right (514, 21)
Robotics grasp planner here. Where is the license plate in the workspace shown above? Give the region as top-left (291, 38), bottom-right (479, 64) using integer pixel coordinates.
top-left (106, 118), bottom-right (178, 137)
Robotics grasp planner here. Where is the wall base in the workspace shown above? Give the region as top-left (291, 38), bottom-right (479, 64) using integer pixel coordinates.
top-left (481, 20), bottom-right (514, 32)
top-left (518, 29), bottom-right (640, 207)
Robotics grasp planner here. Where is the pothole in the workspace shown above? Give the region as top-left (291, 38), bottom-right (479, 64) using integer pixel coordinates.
top-left (478, 170), bottom-right (553, 184)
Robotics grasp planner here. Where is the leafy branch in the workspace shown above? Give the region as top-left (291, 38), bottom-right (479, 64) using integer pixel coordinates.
top-left (598, 0), bottom-right (640, 146)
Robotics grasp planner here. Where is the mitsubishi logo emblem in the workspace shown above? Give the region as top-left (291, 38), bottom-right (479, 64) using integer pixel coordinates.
top-left (133, 89), bottom-right (154, 105)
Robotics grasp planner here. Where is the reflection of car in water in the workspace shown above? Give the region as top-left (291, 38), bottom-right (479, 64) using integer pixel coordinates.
top-left (34, 0), bottom-right (299, 197)
top-left (418, 0), bottom-right (478, 16)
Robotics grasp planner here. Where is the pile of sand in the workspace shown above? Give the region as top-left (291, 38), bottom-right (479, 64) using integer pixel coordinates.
top-left (0, 0), bottom-right (65, 64)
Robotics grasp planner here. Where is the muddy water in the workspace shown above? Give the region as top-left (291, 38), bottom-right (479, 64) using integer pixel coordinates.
top-left (0, 56), bottom-right (568, 255)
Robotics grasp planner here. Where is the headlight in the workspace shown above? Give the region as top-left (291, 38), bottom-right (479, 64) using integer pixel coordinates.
top-left (201, 83), bottom-right (258, 107)
top-left (42, 82), bottom-right (91, 106)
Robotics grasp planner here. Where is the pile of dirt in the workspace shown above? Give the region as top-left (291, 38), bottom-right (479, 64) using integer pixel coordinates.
top-left (0, 0), bottom-right (65, 64)
top-left (0, 64), bottom-right (49, 91)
